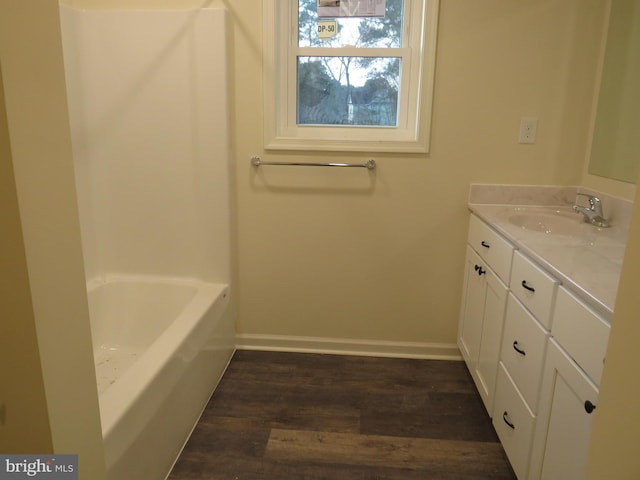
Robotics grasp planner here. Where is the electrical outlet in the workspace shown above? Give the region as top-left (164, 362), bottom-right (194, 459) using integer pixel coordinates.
top-left (519, 117), bottom-right (538, 144)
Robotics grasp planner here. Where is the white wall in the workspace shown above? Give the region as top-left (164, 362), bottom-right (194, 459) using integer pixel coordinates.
top-left (61, 6), bottom-right (232, 284)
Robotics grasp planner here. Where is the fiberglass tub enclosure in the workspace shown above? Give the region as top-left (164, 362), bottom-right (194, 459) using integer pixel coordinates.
top-left (60, 6), bottom-right (235, 479)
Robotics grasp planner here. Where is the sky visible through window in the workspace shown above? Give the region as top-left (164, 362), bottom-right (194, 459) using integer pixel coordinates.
top-left (297, 0), bottom-right (404, 126)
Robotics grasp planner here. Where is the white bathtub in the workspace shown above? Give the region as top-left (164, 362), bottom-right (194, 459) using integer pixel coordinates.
top-left (87, 275), bottom-right (235, 480)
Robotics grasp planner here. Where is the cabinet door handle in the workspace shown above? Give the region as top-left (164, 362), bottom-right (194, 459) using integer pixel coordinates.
top-left (502, 411), bottom-right (515, 430)
top-left (521, 280), bottom-right (535, 293)
top-left (481, 241), bottom-right (491, 248)
top-left (512, 341), bottom-right (526, 356)
top-left (474, 265), bottom-right (486, 276)
top-left (584, 401), bottom-right (596, 414)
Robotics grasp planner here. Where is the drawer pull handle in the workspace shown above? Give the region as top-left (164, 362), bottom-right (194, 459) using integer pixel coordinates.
top-left (502, 412), bottom-right (515, 430)
top-left (474, 265), bottom-right (486, 276)
top-left (521, 280), bottom-right (536, 293)
top-left (512, 341), bottom-right (526, 356)
top-left (481, 241), bottom-right (491, 249)
top-left (584, 401), bottom-right (596, 414)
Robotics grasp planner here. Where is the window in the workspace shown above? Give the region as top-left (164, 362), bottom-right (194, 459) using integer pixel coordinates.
top-left (264, 0), bottom-right (439, 153)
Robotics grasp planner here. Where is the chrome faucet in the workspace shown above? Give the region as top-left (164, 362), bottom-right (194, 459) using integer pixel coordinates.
top-left (573, 193), bottom-right (609, 228)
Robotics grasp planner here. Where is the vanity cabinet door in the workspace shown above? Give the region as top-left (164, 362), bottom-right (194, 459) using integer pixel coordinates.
top-left (458, 245), bottom-right (508, 415)
top-left (529, 339), bottom-right (598, 480)
top-left (459, 246), bottom-right (486, 366)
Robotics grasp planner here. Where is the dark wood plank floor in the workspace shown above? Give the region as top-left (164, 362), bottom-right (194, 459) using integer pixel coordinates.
top-left (168, 350), bottom-right (516, 480)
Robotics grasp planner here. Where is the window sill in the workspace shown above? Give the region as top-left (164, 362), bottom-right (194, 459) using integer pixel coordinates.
top-left (264, 136), bottom-right (429, 154)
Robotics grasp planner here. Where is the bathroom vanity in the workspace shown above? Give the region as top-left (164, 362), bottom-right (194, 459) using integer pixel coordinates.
top-left (458, 185), bottom-right (630, 479)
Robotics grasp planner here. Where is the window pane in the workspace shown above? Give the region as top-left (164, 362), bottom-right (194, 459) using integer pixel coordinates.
top-left (297, 56), bottom-right (400, 126)
top-left (298, 0), bottom-right (404, 48)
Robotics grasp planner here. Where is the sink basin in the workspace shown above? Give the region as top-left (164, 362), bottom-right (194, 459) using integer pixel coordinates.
top-left (508, 211), bottom-right (583, 235)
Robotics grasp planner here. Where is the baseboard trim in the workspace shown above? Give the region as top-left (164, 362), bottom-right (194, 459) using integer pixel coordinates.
top-left (235, 334), bottom-right (462, 361)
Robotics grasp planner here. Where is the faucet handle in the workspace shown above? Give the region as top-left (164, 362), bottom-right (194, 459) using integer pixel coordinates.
top-left (576, 192), bottom-right (597, 202)
top-left (575, 193), bottom-right (603, 214)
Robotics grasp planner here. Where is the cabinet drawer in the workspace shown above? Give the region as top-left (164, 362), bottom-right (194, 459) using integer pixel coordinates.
top-left (510, 251), bottom-right (559, 329)
top-left (493, 363), bottom-right (535, 480)
top-left (501, 294), bottom-right (549, 413)
top-left (467, 214), bottom-right (514, 284)
top-left (551, 287), bottom-right (611, 386)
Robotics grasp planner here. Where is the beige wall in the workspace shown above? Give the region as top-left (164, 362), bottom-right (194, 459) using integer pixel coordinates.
top-left (586, 175), bottom-right (640, 478)
top-left (0, 65), bottom-right (53, 454)
top-left (233, 0), bottom-right (608, 345)
top-left (0, 1), bottom-right (106, 477)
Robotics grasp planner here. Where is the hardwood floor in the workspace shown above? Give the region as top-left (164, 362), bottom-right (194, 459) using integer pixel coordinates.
top-left (168, 350), bottom-right (516, 480)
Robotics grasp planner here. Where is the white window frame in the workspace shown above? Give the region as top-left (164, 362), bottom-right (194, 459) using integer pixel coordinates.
top-left (263, 0), bottom-right (439, 153)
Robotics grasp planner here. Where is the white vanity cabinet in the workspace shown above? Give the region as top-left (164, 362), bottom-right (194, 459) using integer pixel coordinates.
top-left (510, 251), bottom-right (559, 330)
top-left (458, 214), bottom-right (514, 415)
top-left (459, 212), bottom-right (612, 480)
top-left (493, 362), bottom-right (536, 479)
top-left (528, 287), bottom-right (610, 480)
top-left (492, 251), bottom-right (557, 479)
top-left (500, 295), bottom-right (549, 413)
top-left (527, 339), bottom-right (598, 480)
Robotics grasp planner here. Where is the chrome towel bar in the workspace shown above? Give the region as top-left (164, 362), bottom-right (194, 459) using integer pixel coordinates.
top-left (251, 156), bottom-right (376, 171)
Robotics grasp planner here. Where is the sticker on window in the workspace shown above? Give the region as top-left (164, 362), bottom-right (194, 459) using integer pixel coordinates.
top-left (317, 20), bottom-right (338, 39)
top-left (318, 0), bottom-right (386, 19)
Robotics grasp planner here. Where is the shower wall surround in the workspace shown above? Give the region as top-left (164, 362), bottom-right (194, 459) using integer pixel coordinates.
top-left (60, 6), bottom-right (234, 480)
top-left (62, 7), bottom-right (231, 284)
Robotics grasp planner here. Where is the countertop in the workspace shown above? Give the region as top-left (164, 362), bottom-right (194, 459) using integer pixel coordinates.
top-left (469, 203), bottom-right (627, 321)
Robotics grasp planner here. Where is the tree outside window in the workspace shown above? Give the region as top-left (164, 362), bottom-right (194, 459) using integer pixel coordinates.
top-left (297, 0), bottom-right (404, 127)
